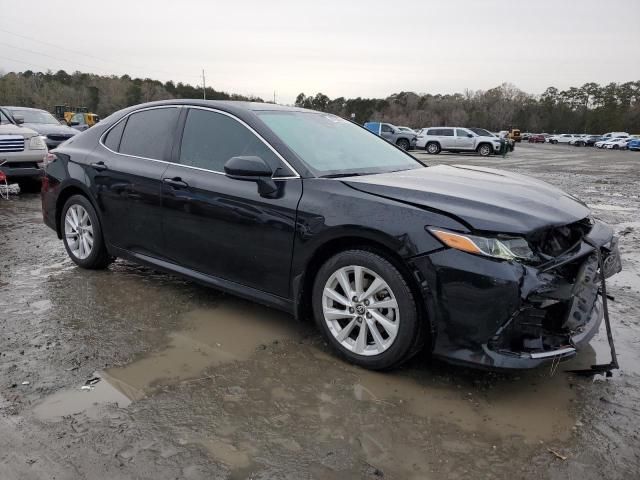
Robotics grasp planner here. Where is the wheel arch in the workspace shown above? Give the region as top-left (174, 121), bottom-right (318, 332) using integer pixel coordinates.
top-left (476, 142), bottom-right (493, 153)
top-left (54, 181), bottom-right (100, 239)
top-left (292, 234), bottom-right (432, 349)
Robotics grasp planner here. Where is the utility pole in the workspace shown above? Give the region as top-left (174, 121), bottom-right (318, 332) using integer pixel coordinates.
top-left (202, 69), bottom-right (206, 100)
top-left (273, 91), bottom-right (276, 104)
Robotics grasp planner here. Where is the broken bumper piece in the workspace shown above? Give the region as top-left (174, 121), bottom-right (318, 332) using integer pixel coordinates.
top-left (412, 220), bottom-right (621, 371)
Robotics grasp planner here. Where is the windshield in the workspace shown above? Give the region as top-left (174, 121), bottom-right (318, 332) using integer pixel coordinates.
top-left (0, 109), bottom-right (14, 125)
top-left (469, 128), bottom-right (496, 137)
top-left (9, 109), bottom-right (59, 125)
top-left (257, 111), bottom-right (421, 177)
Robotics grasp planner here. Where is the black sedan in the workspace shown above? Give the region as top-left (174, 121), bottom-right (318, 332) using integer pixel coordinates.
top-left (41, 100), bottom-right (622, 371)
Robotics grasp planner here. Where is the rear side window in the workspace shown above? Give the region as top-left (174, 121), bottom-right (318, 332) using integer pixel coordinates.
top-left (119, 108), bottom-right (179, 160)
top-left (103, 118), bottom-right (127, 151)
top-left (179, 109), bottom-right (283, 173)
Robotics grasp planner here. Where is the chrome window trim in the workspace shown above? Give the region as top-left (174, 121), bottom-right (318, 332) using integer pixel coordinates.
top-left (98, 104), bottom-right (300, 179)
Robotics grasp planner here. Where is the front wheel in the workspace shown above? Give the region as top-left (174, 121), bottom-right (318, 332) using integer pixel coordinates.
top-left (312, 250), bottom-right (422, 370)
top-left (61, 195), bottom-right (112, 269)
top-left (477, 144), bottom-right (492, 156)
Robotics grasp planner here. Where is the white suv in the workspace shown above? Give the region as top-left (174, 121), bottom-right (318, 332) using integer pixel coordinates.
top-left (416, 127), bottom-right (502, 156)
top-left (548, 134), bottom-right (578, 144)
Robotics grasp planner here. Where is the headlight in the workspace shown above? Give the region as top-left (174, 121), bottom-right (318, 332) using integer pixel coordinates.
top-left (428, 228), bottom-right (535, 261)
top-left (29, 136), bottom-right (47, 150)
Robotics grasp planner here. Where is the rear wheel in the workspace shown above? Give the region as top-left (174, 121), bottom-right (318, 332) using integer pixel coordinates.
top-left (426, 142), bottom-right (441, 155)
top-left (61, 195), bottom-right (111, 269)
top-left (312, 250), bottom-right (422, 370)
top-left (613, 145), bottom-right (619, 150)
top-left (396, 138), bottom-right (410, 150)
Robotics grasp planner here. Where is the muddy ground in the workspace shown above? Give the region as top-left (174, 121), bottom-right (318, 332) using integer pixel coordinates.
top-left (1, 143), bottom-right (639, 479)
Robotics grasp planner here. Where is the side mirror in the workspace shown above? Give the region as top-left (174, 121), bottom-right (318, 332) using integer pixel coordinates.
top-left (13, 115), bottom-right (24, 125)
top-left (224, 156), bottom-right (277, 196)
top-left (467, 133), bottom-right (473, 138)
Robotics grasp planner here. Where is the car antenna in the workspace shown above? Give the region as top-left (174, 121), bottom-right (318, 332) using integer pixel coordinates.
top-left (566, 240), bottom-right (619, 377)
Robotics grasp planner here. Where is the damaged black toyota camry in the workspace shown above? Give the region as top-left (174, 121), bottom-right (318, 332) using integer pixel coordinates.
top-left (41, 100), bottom-right (622, 371)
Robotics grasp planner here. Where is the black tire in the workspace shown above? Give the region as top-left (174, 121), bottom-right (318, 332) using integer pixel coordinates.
top-left (425, 142), bottom-right (441, 155)
top-left (477, 143), bottom-right (492, 157)
top-left (551, 140), bottom-right (558, 144)
top-left (312, 249), bottom-right (422, 370)
top-left (61, 194), bottom-right (112, 269)
top-left (613, 145), bottom-right (619, 150)
top-left (396, 138), bottom-right (410, 150)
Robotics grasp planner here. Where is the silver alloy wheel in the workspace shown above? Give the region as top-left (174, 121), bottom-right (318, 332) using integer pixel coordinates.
top-left (322, 265), bottom-right (400, 356)
top-left (64, 204), bottom-right (94, 260)
top-left (479, 144), bottom-right (491, 156)
top-left (427, 143), bottom-right (439, 154)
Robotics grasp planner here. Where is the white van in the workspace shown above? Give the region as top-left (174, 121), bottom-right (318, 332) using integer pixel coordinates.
top-left (601, 132), bottom-right (629, 139)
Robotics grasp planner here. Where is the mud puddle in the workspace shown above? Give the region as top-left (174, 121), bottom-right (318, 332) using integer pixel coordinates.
top-left (32, 372), bottom-right (132, 421)
top-left (34, 298), bottom-right (302, 420)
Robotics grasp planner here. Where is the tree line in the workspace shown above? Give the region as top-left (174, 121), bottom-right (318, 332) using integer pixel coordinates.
top-left (1, 69), bottom-right (638, 133)
top-left (296, 81), bottom-right (640, 133)
top-left (0, 70), bottom-right (262, 118)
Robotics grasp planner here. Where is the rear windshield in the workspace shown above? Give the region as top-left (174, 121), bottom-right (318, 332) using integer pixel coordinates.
top-left (256, 111), bottom-right (421, 177)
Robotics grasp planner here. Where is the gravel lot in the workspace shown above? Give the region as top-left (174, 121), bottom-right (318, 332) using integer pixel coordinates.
top-left (1, 143), bottom-right (639, 479)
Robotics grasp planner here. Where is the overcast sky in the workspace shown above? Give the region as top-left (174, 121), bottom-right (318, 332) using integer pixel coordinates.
top-left (1, 0), bottom-right (639, 104)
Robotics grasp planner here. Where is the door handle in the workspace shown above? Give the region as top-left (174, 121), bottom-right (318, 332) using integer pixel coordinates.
top-left (90, 161), bottom-right (107, 171)
top-left (163, 177), bottom-right (189, 188)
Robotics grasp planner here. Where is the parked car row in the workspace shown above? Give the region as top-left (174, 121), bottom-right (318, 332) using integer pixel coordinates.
top-left (523, 130), bottom-right (639, 151)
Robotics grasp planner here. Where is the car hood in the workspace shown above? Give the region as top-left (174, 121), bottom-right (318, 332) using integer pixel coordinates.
top-left (0, 124), bottom-right (38, 138)
top-left (343, 165), bottom-right (590, 235)
top-left (22, 123), bottom-right (78, 136)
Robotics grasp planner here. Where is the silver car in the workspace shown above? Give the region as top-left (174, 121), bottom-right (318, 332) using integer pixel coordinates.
top-left (0, 107), bottom-right (47, 182)
top-left (416, 127), bottom-right (502, 156)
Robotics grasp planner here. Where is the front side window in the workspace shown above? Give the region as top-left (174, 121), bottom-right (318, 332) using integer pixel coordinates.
top-left (381, 124), bottom-right (393, 133)
top-left (456, 128), bottom-right (471, 137)
top-left (257, 111), bottom-right (421, 177)
top-left (179, 109), bottom-right (285, 174)
top-left (119, 108), bottom-right (179, 160)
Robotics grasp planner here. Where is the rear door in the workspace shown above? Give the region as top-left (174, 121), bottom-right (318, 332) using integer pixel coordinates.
top-left (160, 107), bottom-right (302, 298)
top-left (91, 106), bottom-right (180, 257)
top-left (439, 128), bottom-right (455, 149)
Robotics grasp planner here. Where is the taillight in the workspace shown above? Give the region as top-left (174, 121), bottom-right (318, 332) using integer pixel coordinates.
top-left (38, 152), bottom-right (56, 169)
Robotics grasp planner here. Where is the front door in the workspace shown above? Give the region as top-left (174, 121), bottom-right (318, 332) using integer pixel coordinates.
top-left (455, 128), bottom-right (475, 150)
top-left (160, 107), bottom-right (302, 298)
top-left (380, 124), bottom-right (394, 143)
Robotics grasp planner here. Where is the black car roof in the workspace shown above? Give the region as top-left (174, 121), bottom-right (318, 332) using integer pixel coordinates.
top-left (123, 99), bottom-right (313, 114)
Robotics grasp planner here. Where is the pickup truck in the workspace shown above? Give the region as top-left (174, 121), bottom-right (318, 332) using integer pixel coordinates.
top-left (363, 122), bottom-right (417, 150)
